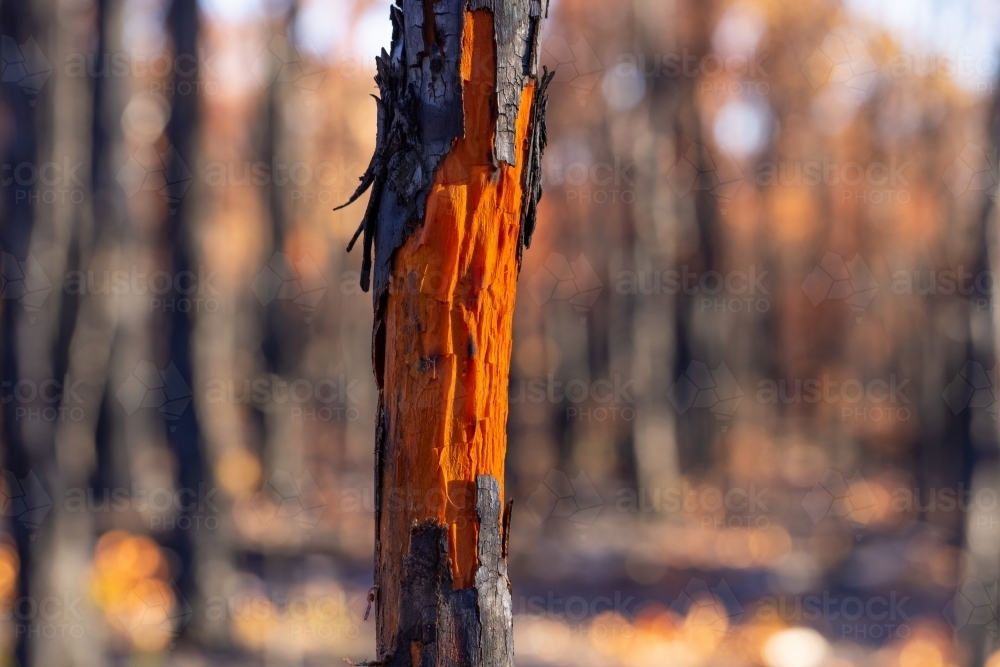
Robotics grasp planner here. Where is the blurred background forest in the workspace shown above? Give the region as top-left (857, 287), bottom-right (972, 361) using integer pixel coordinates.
top-left (3, 0), bottom-right (1000, 666)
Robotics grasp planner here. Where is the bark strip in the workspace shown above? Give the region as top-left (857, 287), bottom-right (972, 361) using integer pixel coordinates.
top-left (473, 475), bottom-right (514, 667)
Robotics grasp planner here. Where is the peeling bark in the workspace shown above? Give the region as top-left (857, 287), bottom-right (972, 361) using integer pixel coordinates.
top-left (517, 66), bottom-right (553, 268)
top-left (338, 1), bottom-right (550, 665)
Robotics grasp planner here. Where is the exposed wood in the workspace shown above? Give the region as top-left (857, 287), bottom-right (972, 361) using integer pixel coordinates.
top-left (339, 1), bottom-right (550, 664)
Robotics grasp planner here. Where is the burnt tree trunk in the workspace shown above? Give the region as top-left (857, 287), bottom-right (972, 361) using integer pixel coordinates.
top-left (339, 1), bottom-right (551, 665)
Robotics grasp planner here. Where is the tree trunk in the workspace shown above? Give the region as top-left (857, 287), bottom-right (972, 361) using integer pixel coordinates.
top-left (339, 1), bottom-right (551, 664)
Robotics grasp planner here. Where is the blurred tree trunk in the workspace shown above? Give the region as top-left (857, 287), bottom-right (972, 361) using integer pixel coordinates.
top-left (960, 81), bottom-right (1000, 667)
top-left (626, 0), bottom-right (683, 500)
top-left (0, 3), bottom-right (43, 666)
top-left (10, 0), bottom-right (100, 663)
top-left (340, 1), bottom-right (550, 664)
top-left (160, 0), bottom-right (204, 624)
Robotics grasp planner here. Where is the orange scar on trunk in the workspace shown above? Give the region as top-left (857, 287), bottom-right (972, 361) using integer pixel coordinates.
top-left (380, 8), bottom-right (535, 590)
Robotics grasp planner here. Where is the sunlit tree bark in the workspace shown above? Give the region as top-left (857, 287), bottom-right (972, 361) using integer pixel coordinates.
top-left (340, 0), bottom-right (551, 664)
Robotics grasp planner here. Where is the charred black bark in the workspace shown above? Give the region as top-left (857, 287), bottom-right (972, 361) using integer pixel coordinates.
top-left (338, 0), bottom-right (550, 292)
top-left (337, 0), bottom-right (465, 301)
top-left (517, 67), bottom-right (554, 268)
top-left (387, 475), bottom-right (512, 667)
